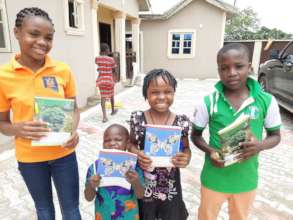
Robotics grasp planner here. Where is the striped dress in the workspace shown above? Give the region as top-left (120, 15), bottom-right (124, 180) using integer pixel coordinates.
top-left (95, 55), bottom-right (117, 98)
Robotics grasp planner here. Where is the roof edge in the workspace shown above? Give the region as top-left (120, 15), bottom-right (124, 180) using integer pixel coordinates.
top-left (140, 0), bottom-right (235, 20)
top-left (138, 0), bottom-right (151, 11)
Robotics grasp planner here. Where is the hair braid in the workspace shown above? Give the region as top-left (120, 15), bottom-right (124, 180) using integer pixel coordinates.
top-left (142, 68), bottom-right (177, 99)
top-left (15, 7), bottom-right (54, 28)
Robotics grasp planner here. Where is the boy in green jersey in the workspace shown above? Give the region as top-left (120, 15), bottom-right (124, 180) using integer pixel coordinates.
top-left (191, 43), bottom-right (281, 220)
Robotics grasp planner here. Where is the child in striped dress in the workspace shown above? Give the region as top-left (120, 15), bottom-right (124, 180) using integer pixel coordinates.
top-left (96, 43), bottom-right (118, 122)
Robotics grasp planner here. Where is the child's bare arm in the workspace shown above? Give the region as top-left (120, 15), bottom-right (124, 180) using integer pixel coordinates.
top-left (191, 127), bottom-right (224, 167)
top-left (240, 129), bottom-right (281, 160)
top-left (125, 170), bottom-right (144, 199)
top-left (191, 127), bottom-right (215, 154)
top-left (84, 175), bottom-right (101, 201)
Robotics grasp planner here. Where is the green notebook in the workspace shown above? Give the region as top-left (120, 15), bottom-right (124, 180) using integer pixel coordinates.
top-left (32, 96), bottom-right (74, 147)
top-left (218, 113), bottom-right (252, 166)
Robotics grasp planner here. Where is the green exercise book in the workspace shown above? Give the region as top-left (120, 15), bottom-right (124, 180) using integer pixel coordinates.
top-left (218, 113), bottom-right (252, 167)
top-left (32, 96), bottom-right (74, 147)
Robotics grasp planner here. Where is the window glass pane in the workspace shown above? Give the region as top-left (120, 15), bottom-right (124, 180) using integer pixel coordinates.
top-left (170, 32), bottom-right (194, 56)
top-left (184, 41), bottom-right (191, 48)
top-left (68, 1), bottom-right (76, 28)
top-left (183, 48), bottom-right (191, 54)
top-left (0, 23), bottom-right (6, 48)
top-left (172, 48), bottom-right (179, 54)
top-left (184, 33), bottom-right (192, 40)
top-left (172, 34), bottom-right (180, 40)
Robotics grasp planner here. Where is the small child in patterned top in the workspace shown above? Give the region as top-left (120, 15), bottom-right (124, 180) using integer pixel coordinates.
top-left (84, 124), bottom-right (144, 220)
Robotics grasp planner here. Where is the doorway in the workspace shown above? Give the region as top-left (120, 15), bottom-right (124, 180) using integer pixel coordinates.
top-left (99, 22), bottom-right (112, 50)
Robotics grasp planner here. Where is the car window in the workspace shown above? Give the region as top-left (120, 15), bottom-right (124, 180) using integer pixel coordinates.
top-left (282, 42), bottom-right (293, 59)
top-left (284, 54), bottom-right (293, 64)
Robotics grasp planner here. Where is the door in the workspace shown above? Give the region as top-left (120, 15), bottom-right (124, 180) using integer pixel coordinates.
top-left (271, 42), bottom-right (293, 111)
top-left (99, 22), bottom-right (112, 51)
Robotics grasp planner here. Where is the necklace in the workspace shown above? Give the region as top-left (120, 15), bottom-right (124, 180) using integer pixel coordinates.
top-left (149, 110), bottom-right (171, 125)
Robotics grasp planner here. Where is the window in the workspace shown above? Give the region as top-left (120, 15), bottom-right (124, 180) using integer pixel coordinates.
top-left (168, 29), bottom-right (196, 58)
top-left (0, 0), bottom-right (10, 52)
top-left (64, 0), bottom-right (85, 35)
top-left (282, 42), bottom-right (293, 59)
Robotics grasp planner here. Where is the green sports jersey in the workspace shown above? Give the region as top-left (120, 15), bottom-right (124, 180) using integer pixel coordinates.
top-left (192, 77), bottom-right (281, 193)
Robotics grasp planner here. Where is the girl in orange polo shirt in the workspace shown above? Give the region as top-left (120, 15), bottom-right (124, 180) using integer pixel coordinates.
top-left (0, 8), bottom-right (81, 220)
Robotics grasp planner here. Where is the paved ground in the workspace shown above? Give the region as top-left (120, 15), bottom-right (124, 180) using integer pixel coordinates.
top-left (0, 79), bottom-right (292, 220)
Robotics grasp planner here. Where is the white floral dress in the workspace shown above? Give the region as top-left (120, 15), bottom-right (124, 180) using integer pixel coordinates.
top-left (130, 110), bottom-right (190, 220)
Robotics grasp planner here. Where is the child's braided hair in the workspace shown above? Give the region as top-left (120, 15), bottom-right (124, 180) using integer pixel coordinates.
top-left (142, 69), bottom-right (177, 99)
top-left (15, 7), bottom-right (54, 28)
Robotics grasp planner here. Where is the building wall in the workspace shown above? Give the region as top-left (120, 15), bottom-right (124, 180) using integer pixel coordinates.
top-left (141, 0), bottom-right (226, 78)
top-left (0, 0), bottom-right (97, 107)
top-left (99, 0), bottom-right (139, 18)
top-left (98, 6), bottom-right (115, 50)
top-left (98, 7), bottom-right (114, 26)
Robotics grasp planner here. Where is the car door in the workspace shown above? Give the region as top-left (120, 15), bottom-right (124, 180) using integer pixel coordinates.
top-left (270, 42), bottom-right (293, 111)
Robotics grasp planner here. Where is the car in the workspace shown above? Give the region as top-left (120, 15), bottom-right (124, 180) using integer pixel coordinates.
top-left (258, 41), bottom-right (293, 113)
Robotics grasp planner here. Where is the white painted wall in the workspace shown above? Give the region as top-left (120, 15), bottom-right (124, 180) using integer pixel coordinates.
top-left (0, 0), bottom-right (96, 107)
top-left (0, 0), bottom-right (143, 107)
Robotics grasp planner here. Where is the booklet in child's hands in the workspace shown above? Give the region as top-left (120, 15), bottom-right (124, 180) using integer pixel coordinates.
top-left (218, 113), bottom-right (252, 167)
top-left (32, 96), bottom-right (74, 147)
top-left (144, 124), bottom-right (182, 167)
top-left (94, 149), bottom-right (138, 190)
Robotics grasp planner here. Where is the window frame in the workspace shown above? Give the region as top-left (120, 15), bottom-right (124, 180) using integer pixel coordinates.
top-left (167, 29), bottom-right (196, 59)
top-left (64, 0), bottom-right (85, 35)
top-left (281, 42), bottom-right (293, 60)
top-left (0, 0), bottom-right (11, 52)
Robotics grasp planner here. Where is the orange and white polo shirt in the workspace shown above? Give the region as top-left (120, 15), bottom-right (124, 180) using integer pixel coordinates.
top-left (0, 55), bottom-right (77, 162)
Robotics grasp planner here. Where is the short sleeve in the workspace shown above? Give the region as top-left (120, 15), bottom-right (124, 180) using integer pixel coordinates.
top-left (64, 67), bottom-right (77, 98)
top-left (264, 96), bottom-right (281, 131)
top-left (0, 86), bottom-right (10, 112)
top-left (192, 97), bottom-right (209, 130)
top-left (176, 114), bottom-right (190, 137)
top-left (129, 111), bottom-right (137, 132)
top-left (129, 111), bottom-right (146, 150)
